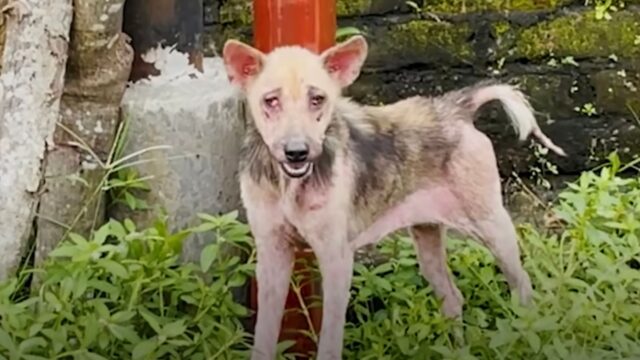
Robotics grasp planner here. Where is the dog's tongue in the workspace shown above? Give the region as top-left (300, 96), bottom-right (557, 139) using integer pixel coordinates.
top-left (289, 162), bottom-right (307, 170)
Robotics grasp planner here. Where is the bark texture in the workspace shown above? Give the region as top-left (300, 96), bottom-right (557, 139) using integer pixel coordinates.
top-left (0, 0), bottom-right (73, 280)
top-left (34, 0), bottom-right (133, 265)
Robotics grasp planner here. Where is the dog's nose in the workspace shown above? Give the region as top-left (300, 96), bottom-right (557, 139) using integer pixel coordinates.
top-left (284, 140), bottom-right (309, 163)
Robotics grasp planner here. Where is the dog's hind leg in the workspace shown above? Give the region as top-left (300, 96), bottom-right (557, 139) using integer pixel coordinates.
top-left (410, 224), bottom-right (464, 318)
top-left (470, 206), bottom-right (533, 305)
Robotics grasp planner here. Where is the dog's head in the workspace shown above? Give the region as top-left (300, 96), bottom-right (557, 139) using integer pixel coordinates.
top-left (222, 36), bottom-right (368, 179)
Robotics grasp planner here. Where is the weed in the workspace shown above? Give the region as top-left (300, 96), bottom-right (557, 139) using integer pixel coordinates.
top-left (2, 155), bottom-right (639, 359)
top-left (0, 211), bottom-right (257, 359)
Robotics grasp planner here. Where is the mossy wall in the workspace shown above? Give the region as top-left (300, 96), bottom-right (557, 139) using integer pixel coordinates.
top-left (203, 0), bottom-right (640, 182)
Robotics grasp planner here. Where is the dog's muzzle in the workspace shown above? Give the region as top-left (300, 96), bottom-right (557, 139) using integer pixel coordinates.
top-left (281, 139), bottom-right (313, 178)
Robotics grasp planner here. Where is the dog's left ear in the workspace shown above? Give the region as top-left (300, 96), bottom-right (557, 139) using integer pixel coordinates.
top-left (222, 39), bottom-right (266, 89)
top-left (320, 35), bottom-right (368, 88)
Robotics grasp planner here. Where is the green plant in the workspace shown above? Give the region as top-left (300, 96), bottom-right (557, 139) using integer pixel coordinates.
top-left (528, 142), bottom-right (560, 190)
top-left (575, 102), bottom-right (598, 117)
top-left (104, 117), bottom-right (157, 213)
top-left (585, 0), bottom-right (624, 20)
top-left (0, 211), bottom-right (258, 360)
top-left (52, 118), bottom-right (174, 245)
top-left (336, 27), bottom-right (364, 42)
top-left (5, 147), bottom-right (640, 359)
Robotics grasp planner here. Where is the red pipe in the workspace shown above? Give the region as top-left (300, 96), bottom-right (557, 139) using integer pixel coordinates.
top-left (253, 0), bottom-right (336, 54)
top-left (249, 1), bottom-right (336, 357)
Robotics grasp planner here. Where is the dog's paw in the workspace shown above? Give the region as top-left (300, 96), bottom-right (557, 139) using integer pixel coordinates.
top-left (441, 295), bottom-right (464, 319)
top-left (514, 273), bottom-right (534, 306)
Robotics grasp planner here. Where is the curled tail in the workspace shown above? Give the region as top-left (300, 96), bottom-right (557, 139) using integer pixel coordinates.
top-left (470, 82), bottom-right (567, 157)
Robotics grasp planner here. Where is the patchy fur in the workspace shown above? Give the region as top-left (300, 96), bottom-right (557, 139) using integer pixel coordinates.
top-left (222, 36), bottom-right (566, 360)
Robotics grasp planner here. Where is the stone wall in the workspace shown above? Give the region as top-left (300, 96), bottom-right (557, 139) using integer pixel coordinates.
top-left (203, 0), bottom-right (640, 187)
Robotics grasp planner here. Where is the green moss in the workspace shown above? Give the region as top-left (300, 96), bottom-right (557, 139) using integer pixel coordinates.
top-left (514, 10), bottom-right (640, 59)
top-left (512, 74), bottom-right (577, 117)
top-left (336, 0), bottom-right (372, 16)
top-left (422, 0), bottom-right (572, 13)
top-left (383, 20), bottom-right (473, 61)
top-left (492, 20), bottom-right (511, 37)
top-left (592, 70), bottom-right (640, 115)
top-left (219, 0), bottom-right (252, 26)
top-left (204, 24), bottom-right (252, 56)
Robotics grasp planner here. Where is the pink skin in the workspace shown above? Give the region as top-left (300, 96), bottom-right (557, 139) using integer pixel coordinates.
top-left (223, 36), bottom-right (539, 360)
top-left (242, 156), bottom-right (356, 360)
top-left (350, 126), bottom-right (533, 315)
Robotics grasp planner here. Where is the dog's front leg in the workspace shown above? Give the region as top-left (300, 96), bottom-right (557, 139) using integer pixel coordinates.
top-left (249, 220), bottom-right (295, 360)
top-left (308, 230), bottom-right (354, 360)
top-left (252, 234), bottom-right (294, 360)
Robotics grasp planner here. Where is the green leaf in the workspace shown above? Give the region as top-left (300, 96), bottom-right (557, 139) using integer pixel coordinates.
top-left (0, 328), bottom-right (16, 352)
top-left (48, 245), bottom-right (80, 258)
top-left (109, 219), bottom-right (127, 239)
top-left (336, 26), bottom-right (363, 40)
top-left (44, 292), bottom-right (62, 312)
top-left (531, 315), bottom-right (561, 332)
top-left (85, 352), bottom-right (110, 360)
top-left (200, 244), bottom-right (218, 273)
top-left (108, 324), bottom-right (140, 343)
top-left (92, 223), bottom-right (112, 245)
top-left (373, 277), bottom-right (392, 292)
top-left (161, 320), bottom-right (187, 338)
top-left (138, 307), bottom-right (163, 334)
top-left (68, 233), bottom-right (88, 245)
top-left (111, 311), bottom-right (136, 323)
top-left (21, 356), bottom-right (49, 360)
top-left (489, 329), bottom-right (520, 349)
top-left (397, 337), bottom-right (413, 355)
top-left (227, 272), bottom-right (247, 288)
top-left (98, 259), bottom-right (129, 279)
top-left (132, 338), bottom-right (157, 360)
top-left (525, 331), bottom-right (541, 352)
top-left (406, 0), bottom-right (420, 10)
top-left (124, 191), bottom-right (138, 210)
top-left (188, 222), bottom-right (217, 233)
top-left (275, 340), bottom-right (296, 354)
top-left (124, 219), bottom-right (136, 232)
top-left (18, 337), bottom-right (47, 353)
top-left (82, 316), bottom-right (100, 346)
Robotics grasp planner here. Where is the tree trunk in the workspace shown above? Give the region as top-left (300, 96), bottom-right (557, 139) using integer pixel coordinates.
top-left (34, 0), bottom-right (133, 265)
top-left (0, 0), bottom-right (73, 280)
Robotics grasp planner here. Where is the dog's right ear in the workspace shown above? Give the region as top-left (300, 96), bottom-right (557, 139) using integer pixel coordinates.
top-left (222, 40), bottom-right (265, 89)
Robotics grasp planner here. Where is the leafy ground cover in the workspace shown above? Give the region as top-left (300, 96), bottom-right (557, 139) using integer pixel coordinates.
top-left (0, 154), bottom-right (639, 359)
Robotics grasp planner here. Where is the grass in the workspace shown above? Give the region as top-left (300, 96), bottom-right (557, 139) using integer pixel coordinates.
top-left (0, 152), bottom-right (638, 359)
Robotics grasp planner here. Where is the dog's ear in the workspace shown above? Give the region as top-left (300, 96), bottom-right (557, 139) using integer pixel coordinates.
top-left (320, 35), bottom-right (368, 88)
top-left (222, 39), bottom-right (265, 89)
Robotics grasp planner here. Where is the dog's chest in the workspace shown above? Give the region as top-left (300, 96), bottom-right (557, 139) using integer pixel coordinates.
top-left (279, 181), bottom-right (335, 237)
top-left (282, 180), bottom-right (329, 213)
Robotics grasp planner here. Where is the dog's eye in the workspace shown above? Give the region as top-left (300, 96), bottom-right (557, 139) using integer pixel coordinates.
top-left (310, 95), bottom-right (325, 108)
top-left (263, 96), bottom-right (280, 110)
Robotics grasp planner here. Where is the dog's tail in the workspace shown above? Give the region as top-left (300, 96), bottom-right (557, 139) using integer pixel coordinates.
top-left (469, 82), bottom-right (567, 157)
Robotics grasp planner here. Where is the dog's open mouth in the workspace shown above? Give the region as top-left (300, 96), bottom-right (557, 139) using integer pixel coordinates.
top-left (280, 162), bottom-right (313, 178)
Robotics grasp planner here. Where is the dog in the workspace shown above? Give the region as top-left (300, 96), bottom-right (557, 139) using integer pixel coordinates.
top-left (222, 35), bottom-right (566, 360)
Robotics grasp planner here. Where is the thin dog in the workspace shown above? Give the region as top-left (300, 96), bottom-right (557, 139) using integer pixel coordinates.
top-left (222, 35), bottom-right (566, 360)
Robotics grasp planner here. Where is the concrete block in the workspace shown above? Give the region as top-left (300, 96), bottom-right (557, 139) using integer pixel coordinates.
top-left (113, 47), bottom-right (244, 263)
